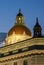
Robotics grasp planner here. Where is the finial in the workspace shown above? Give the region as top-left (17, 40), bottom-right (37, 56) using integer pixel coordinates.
top-left (36, 17), bottom-right (39, 24)
top-left (36, 17), bottom-right (38, 22)
top-left (19, 8), bottom-right (21, 13)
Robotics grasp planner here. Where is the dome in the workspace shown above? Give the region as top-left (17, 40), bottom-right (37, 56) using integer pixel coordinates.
top-left (5, 25), bottom-right (32, 46)
top-left (5, 9), bottom-right (32, 46)
top-left (8, 25), bottom-right (32, 36)
top-left (8, 9), bottom-right (32, 36)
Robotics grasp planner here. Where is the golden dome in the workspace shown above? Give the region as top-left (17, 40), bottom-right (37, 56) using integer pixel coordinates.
top-left (8, 9), bottom-right (32, 37)
top-left (8, 25), bottom-right (32, 36)
top-left (4, 9), bottom-right (32, 46)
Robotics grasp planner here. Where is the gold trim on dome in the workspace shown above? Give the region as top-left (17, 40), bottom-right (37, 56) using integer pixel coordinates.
top-left (8, 25), bottom-right (32, 36)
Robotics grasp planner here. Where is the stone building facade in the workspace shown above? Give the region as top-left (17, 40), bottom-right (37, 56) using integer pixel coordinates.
top-left (0, 9), bottom-right (44, 65)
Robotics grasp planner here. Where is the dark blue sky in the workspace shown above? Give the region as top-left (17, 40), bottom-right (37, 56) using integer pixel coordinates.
top-left (0, 0), bottom-right (44, 35)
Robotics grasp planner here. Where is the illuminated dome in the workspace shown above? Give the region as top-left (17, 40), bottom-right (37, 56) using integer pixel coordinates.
top-left (4, 9), bottom-right (32, 46)
top-left (8, 25), bottom-right (31, 36)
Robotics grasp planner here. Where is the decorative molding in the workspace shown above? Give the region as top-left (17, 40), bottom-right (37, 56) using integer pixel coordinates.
top-left (0, 53), bottom-right (44, 63)
top-left (0, 45), bottom-right (44, 58)
top-left (0, 38), bottom-right (44, 54)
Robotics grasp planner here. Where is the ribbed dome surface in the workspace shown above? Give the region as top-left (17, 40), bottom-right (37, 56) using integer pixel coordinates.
top-left (8, 25), bottom-right (32, 36)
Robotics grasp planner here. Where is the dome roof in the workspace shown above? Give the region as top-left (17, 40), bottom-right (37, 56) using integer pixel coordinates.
top-left (5, 9), bottom-right (32, 46)
top-left (16, 9), bottom-right (23, 16)
top-left (34, 21), bottom-right (41, 28)
top-left (33, 18), bottom-right (42, 30)
top-left (17, 12), bottom-right (23, 16)
top-left (8, 25), bottom-right (32, 36)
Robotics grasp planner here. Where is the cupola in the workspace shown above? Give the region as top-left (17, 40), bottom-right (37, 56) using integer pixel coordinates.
top-left (15, 9), bottom-right (24, 25)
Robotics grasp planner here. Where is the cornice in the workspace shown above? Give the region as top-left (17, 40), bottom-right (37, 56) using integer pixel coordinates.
top-left (0, 38), bottom-right (44, 54)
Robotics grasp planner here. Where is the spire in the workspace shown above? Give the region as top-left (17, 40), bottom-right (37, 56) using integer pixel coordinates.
top-left (36, 17), bottom-right (38, 24)
top-left (33, 17), bottom-right (42, 37)
top-left (36, 17), bottom-right (39, 26)
top-left (36, 17), bottom-right (38, 22)
top-left (34, 17), bottom-right (41, 28)
top-left (19, 8), bottom-right (21, 13)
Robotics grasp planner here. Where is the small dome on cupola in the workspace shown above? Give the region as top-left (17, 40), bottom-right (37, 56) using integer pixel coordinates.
top-left (17, 9), bottom-right (23, 16)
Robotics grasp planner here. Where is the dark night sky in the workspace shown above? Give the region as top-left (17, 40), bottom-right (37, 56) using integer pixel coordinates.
top-left (0, 0), bottom-right (44, 35)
